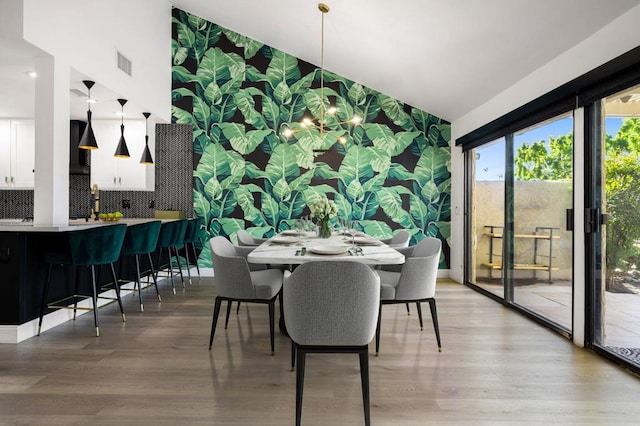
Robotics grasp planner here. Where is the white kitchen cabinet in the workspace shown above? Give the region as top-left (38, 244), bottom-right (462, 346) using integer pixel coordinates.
top-left (90, 120), bottom-right (151, 190)
top-left (0, 119), bottom-right (35, 189)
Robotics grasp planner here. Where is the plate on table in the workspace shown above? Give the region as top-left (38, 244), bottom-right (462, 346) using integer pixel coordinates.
top-left (308, 245), bottom-right (349, 255)
top-left (352, 236), bottom-right (382, 246)
top-left (340, 230), bottom-right (366, 237)
top-left (280, 230), bottom-right (303, 236)
top-left (270, 236), bottom-right (300, 244)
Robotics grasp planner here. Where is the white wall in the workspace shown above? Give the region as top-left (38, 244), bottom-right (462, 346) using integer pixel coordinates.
top-left (0, 0), bottom-right (23, 38)
top-left (448, 4), bottom-right (640, 284)
top-left (21, 0), bottom-right (172, 122)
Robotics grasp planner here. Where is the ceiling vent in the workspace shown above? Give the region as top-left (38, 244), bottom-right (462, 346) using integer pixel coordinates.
top-left (117, 51), bottom-right (132, 76)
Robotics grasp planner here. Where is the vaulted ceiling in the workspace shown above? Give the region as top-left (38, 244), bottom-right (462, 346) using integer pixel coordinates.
top-left (1, 0), bottom-right (639, 123)
top-left (171, 0), bottom-right (640, 122)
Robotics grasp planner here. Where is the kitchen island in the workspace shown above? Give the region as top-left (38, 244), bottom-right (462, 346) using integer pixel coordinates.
top-left (0, 218), bottom-right (161, 343)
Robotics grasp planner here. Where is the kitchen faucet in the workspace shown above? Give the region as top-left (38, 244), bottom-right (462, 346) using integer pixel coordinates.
top-left (90, 184), bottom-right (100, 220)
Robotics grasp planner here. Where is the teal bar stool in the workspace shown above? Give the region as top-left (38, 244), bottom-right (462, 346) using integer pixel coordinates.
top-left (120, 220), bottom-right (162, 311)
top-left (182, 217), bottom-right (203, 285)
top-left (37, 224), bottom-right (128, 337)
top-left (155, 219), bottom-right (188, 294)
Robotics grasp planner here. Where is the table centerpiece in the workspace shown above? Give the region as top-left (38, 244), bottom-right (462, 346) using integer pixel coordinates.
top-left (309, 197), bottom-right (338, 238)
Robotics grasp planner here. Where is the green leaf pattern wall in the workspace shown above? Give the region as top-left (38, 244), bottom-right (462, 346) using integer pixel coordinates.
top-left (171, 9), bottom-right (451, 269)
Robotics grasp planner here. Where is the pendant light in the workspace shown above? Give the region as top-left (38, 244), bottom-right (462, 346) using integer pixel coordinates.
top-left (78, 80), bottom-right (98, 150)
top-left (282, 3), bottom-right (361, 144)
top-left (140, 112), bottom-right (154, 164)
top-left (114, 98), bottom-right (130, 158)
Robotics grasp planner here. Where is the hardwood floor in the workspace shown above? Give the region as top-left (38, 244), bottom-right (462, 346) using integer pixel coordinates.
top-left (1, 277), bottom-right (639, 425)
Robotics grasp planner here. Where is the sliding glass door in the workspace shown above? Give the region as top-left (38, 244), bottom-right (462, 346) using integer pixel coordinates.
top-left (512, 115), bottom-right (573, 329)
top-left (471, 138), bottom-right (505, 299)
top-left (593, 83), bottom-right (640, 365)
top-left (468, 114), bottom-right (574, 333)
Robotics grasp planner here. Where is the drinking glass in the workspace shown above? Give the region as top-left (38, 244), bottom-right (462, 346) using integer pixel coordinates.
top-left (347, 219), bottom-right (359, 246)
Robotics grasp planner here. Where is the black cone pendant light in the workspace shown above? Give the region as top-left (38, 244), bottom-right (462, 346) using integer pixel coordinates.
top-left (140, 112), bottom-right (154, 164)
top-left (114, 98), bottom-right (130, 158)
top-left (78, 80), bottom-right (98, 150)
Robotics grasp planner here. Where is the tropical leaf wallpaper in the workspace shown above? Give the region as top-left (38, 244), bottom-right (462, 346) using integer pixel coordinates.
top-left (171, 8), bottom-right (451, 269)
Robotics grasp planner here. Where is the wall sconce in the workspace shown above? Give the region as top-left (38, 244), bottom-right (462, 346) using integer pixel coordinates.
top-left (140, 112), bottom-right (154, 164)
top-left (78, 80), bottom-right (98, 150)
top-left (114, 98), bottom-right (130, 158)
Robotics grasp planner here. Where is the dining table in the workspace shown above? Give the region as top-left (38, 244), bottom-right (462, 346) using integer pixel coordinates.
top-left (247, 230), bottom-right (405, 335)
top-left (247, 230), bottom-right (405, 266)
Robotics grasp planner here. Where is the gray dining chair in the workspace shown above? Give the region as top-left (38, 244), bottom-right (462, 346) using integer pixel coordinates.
top-left (284, 261), bottom-right (380, 426)
top-left (209, 236), bottom-right (283, 354)
top-left (236, 229), bottom-right (268, 247)
top-left (375, 237), bottom-right (442, 354)
top-left (380, 229), bottom-right (411, 248)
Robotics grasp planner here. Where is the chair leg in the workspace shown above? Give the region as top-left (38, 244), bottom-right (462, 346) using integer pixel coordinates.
top-left (375, 304), bottom-right (382, 356)
top-left (416, 301), bottom-right (424, 330)
top-left (110, 263), bottom-right (126, 322)
top-left (165, 247), bottom-right (176, 294)
top-left (278, 288), bottom-right (285, 335)
top-left (172, 246), bottom-right (185, 287)
top-left (224, 300), bottom-right (233, 329)
top-left (134, 255), bottom-right (144, 312)
top-left (428, 298), bottom-right (442, 351)
top-left (268, 299), bottom-right (275, 355)
top-left (73, 266), bottom-right (80, 320)
top-left (90, 266), bottom-right (100, 337)
top-left (183, 245), bottom-right (193, 285)
top-left (190, 242), bottom-right (201, 281)
top-left (295, 345), bottom-right (306, 426)
top-left (406, 303), bottom-right (410, 315)
top-left (147, 253), bottom-right (162, 301)
top-left (236, 301), bottom-right (241, 314)
top-left (37, 264), bottom-right (54, 336)
top-left (290, 340), bottom-right (295, 371)
top-left (359, 347), bottom-right (371, 426)
top-left (209, 297), bottom-right (222, 350)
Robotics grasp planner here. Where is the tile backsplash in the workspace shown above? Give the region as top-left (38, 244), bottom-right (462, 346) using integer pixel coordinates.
top-left (0, 190), bottom-right (32, 218)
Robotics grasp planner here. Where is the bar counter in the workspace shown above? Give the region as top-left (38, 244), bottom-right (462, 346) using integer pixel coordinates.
top-left (0, 218), bottom-right (160, 343)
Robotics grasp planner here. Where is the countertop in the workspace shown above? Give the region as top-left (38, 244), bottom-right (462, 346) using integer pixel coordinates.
top-left (0, 218), bottom-right (159, 232)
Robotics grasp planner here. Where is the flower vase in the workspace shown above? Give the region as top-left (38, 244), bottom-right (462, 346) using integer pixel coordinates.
top-left (317, 219), bottom-right (332, 238)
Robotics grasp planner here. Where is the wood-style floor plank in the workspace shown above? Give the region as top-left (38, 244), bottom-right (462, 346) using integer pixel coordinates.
top-left (1, 277), bottom-right (639, 425)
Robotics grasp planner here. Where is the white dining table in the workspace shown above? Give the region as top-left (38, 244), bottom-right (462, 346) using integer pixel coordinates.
top-left (248, 230), bottom-right (404, 336)
top-left (247, 231), bottom-right (405, 266)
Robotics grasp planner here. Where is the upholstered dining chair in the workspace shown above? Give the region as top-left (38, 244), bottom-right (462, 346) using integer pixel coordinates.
top-left (236, 229), bottom-right (268, 247)
top-left (209, 236), bottom-right (283, 354)
top-left (283, 261), bottom-right (380, 426)
top-left (380, 229), bottom-right (411, 248)
top-left (237, 229), bottom-right (283, 273)
top-left (375, 237), bottom-right (442, 354)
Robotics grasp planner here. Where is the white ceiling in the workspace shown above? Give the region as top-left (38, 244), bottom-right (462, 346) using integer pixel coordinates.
top-left (1, 0), bottom-right (639, 123)
top-left (0, 37), bottom-right (150, 121)
top-left (171, 0), bottom-right (640, 122)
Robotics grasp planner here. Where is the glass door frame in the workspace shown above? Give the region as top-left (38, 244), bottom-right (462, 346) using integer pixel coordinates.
top-left (584, 98), bottom-right (640, 376)
top-left (463, 117), bottom-right (574, 340)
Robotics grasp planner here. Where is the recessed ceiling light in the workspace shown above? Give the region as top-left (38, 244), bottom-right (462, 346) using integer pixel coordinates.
top-left (26, 71), bottom-right (37, 78)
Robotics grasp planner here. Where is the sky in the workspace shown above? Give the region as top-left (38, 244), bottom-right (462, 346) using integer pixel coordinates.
top-left (474, 116), bottom-right (625, 181)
